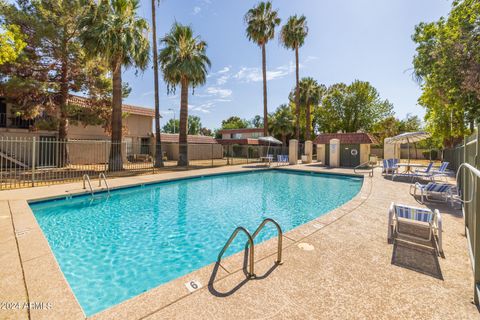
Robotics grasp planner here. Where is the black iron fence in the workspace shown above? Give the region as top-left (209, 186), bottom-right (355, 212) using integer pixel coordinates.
top-left (0, 137), bottom-right (290, 190)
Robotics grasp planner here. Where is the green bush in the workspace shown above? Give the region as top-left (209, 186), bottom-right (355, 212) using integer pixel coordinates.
top-left (422, 150), bottom-right (438, 160)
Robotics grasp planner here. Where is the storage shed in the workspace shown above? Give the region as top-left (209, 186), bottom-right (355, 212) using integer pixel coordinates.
top-left (313, 133), bottom-right (377, 167)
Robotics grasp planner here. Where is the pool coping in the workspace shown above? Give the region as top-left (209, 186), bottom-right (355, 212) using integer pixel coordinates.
top-left (5, 165), bottom-right (371, 320)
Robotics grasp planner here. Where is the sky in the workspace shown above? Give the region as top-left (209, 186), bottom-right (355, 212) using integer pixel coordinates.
top-left (124, 0), bottom-right (453, 130)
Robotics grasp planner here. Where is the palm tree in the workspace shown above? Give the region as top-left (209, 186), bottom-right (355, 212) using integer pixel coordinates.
top-left (299, 77), bottom-right (323, 140)
top-left (81, 0), bottom-right (150, 171)
top-left (269, 104), bottom-right (294, 145)
top-left (280, 15), bottom-right (308, 141)
top-left (159, 23), bottom-right (210, 166)
top-left (244, 1), bottom-right (281, 137)
top-left (151, 0), bottom-right (163, 167)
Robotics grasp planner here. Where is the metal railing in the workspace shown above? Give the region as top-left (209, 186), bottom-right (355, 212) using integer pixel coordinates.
top-left (354, 161), bottom-right (375, 177)
top-left (82, 174), bottom-right (93, 196)
top-left (98, 173), bottom-right (110, 194)
top-left (251, 218), bottom-right (283, 264)
top-left (217, 218), bottom-right (283, 279)
top-left (445, 127), bottom-right (480, 305)
top-left (0, 137), bottom-right (289, 190)
top-left (217, 226), bottom-right (255, 278)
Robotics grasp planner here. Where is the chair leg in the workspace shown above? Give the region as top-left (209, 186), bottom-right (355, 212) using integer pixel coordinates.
top-left (388, 203), bottom-right (394, 243)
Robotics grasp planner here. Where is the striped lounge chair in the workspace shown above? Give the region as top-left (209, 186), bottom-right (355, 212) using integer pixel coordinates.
top-left (430, 162), bottom-right (450, 182)
top-left (387, 203), bottom-right (443, 256)
top-left (410, 182), bottom-right (454, 205)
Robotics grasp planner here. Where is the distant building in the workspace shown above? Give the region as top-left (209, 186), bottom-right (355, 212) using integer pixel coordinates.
top-left (216, 128), bottom-right (265, 145)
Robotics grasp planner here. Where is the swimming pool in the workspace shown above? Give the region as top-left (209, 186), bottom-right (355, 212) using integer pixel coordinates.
top-left (30, 169), bottom-right (362, 316)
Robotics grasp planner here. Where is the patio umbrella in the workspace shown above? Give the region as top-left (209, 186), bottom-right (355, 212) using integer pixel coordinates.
top-left (386, 131), bottom-right (431, 164)
top-left (258, 136), bottom-right (282, 156)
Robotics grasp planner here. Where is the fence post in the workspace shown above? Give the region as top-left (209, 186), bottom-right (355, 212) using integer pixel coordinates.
top-left (474, 127), bottom-right (480, 304)
top-left (104, 140), bottom-right (108, 173)
top-left (31, 137), bottom-right (36, 187)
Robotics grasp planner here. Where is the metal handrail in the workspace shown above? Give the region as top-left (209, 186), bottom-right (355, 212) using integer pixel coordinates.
top-left (82, 174), bottom-right (94, 196)
top-left (354, 161), bottom-right (375, 177)
top-left (217, 226), bottom-right (255, 278)
top-left (455, 163), bottom-right (480, 204)
top-left (251, 218), bottom-right (283, 264)
top-left (98, 173), bottom-right (110, 194)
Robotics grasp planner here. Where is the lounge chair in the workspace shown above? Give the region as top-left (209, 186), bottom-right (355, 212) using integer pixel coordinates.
top-left (430, 162), bottom-right (450, 181)
top-left (409, 182), bottom-right (454, 205)
top-left (410, 161), bottom-right (434, 182)
top-left (276, 155), bottom-right (288, 166)
top-left (387, 202), bottom-right (443, 256)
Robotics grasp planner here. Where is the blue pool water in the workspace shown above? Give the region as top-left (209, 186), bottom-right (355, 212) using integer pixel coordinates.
top-left (30, 170), bottom-right (362, 316)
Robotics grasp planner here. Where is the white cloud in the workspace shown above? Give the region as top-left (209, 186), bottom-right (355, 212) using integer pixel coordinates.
top-left (193, 6), bottom-right (201, 15)
top-left (217, 75), bottom-right (229, 85)
top-left (234, 62), bottom-right (295, 83)
top-left (206, 86), bottom-right (232, 98)
top-left (189, 102), bottom-right (214, 113)
top-left (218, 66), bottom-right (230, 74)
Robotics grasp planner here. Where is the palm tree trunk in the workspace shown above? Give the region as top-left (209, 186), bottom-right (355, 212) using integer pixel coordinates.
top-left (109, 60), bottom-right (123, 171)
top-left (306, 100), bottom-right (311, 140)
top-left (262, 43), bottom-right (268, 136)
top-left (178, 78), bottom-right (189, 166)
top-left (151, 0), bottom-right (163, 168)
top-left (295, 46), bottom-right (300, 141)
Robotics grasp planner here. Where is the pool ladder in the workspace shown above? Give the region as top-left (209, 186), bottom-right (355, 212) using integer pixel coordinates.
top-left (217, 218), bottom-right (283, 278)
top-left (82, 173), bottom-right (110, 196)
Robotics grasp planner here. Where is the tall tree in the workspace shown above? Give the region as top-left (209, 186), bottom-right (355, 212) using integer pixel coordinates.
top-left (244, 1), bottom-right (280, 137)
top-left (163, 115), bottom-right (202, 135)
top-left (298, 77), bottom-right (323, 140)
top-left (280, 14), bottom-right (308, 141)
top-left (151, 0), bottom-right (163, 167)
top-left (315, 80), bottom-right (393, 133)
top-left (159, 23), bottom-right (210, 166)
top-left (81, 0), bottom-right (150, 171)
top-left (412, 0), bottom-right (480, 147)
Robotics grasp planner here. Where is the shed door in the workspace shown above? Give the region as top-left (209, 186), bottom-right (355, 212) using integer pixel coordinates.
top-left (325, 144), bottom-right (330, 166)
top-left (340, 144), bottom-right (360, 167)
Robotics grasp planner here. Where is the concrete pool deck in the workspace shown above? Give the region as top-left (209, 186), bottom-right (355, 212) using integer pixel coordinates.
top-left (0, 164), bottom-right (477, 319)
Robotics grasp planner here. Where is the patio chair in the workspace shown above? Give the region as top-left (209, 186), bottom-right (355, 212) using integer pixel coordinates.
top-left (387, 202), bottom-right (443, 256)
top-left (409, 182), bottom-right (454, 206)
top-left (276, 155), bottom-right (288, 166)
top-left (410, 161), bottom-right (434, 182)
top-left (429, 162), bottom-right (449, 181)
top-left (382, 159), bottom-right (399, 176)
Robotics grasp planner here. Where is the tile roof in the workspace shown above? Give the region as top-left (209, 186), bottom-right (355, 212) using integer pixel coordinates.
top-left (218, 128), bottom-right (264, 134)
top-left (67, 95), bottom-right (155, 117)
top-left (159, 133), bottom-right (218, 144)
top-left (313, 133), bottom-right (378, 145)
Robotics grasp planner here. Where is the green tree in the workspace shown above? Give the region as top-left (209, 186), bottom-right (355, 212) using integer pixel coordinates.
top-left (315, 80), bottom-right (393, 133)
top-left (298, 77), bottom-right (324, 140)
top-left (150, 0), bottom-right (163, 167)
top-left (412, 0), bottom-right (480, 147)
top-left (220, 116), bottom-right (249, 130)
top-left (250, 115), bottom-right (263, 128)
top-left (269, 104), bottom-right (294, 144)
top-left (280, 15), bottom-right (308, 140)
top-left (0, 24), bottom-right (26, 65)
top-left (163, 115), bottom-right (202, 135)
top-left (187, 115), bottom-right (202, 135)
top-left (81, 0), bottom-right (150, 171)
top-left (244, 1), bottom-right (280, 136)
top-left (162, 118), bottom-right (179, 133)
top-left (159, 23), bottom-right (210, 166)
